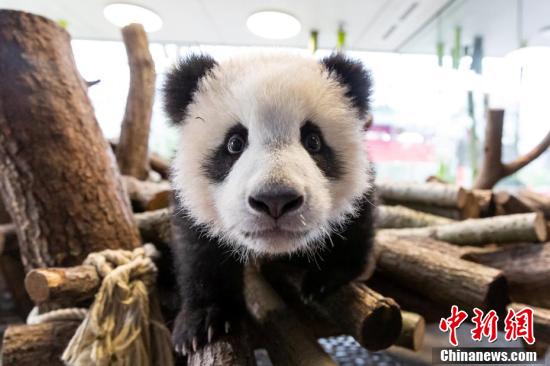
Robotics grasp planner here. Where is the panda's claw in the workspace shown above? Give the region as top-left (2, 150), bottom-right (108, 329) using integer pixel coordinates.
top-left (224, 321), bottom-right (230, 334)
top-left (192, 337), bottom-right (198, 352)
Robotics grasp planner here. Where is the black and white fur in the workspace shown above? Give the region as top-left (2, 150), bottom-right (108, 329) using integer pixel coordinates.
top-left (163, 52), bottom-right (375, 354)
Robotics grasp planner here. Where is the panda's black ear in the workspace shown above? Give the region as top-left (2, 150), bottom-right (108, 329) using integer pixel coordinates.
top-left (163, 54), bottom-right (218, 124)
top-left (321, 53), bottom-right (372, 118)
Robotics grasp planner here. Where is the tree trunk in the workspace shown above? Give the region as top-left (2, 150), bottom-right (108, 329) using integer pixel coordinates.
top-left (135, 208), bottom-right (172, 245)
top-left (375, 234), bottom-right (509, 313)
top-left (2, 321), bottom-right (80, 366)
top-left (474, 109), bottom-right (550, 189)
top-left (116, 23), bottom-right (156, 180)
top-left (0, 10), bottom-right (141, 270)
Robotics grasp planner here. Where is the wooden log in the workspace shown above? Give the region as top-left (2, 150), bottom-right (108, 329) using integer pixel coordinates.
top-left (397, 203), bottom-right (464, 220)
top-left (465, 243), bottom-right (550, 308)
top-left (2, 321), bottom-right (79, 366)
top-left (0, 223), bottom-right (17, 255)
top-left (244, 265), bottom-right (336, 366)
top-left (367, 273), bottom-right (448, 323)
top-left (517, 189), bottom-right (550, 219)
top-left (187, 328), bottom-right (256, 366)
top-left (115, 23), bottom-right (156, 180)
top-left (150, 152), bottom-right (170, 180)
top-left (376, 182), bottom-right (469, 208)
top-left (135, 208), bottom-right (172, 245)
top-left (24, 265), bottom-right (99, 304)
top-left (379, 212), bottom-right (548, 245)
top-left (494, 191), bottom-right (532, 215)
top-left (472, 189), bottom-right (496, 217)
top-left (376, 205), bottom-right (454, 228)
top-left (508, 303), bottom-right (550, 344)
top-left (474, 109), bottom-right (550, 189)
top-left (0, 10), bottom-right (141, 270)
top-left (123, 175), bottom-right (171, 211)
top-left (375, 234), bottom-right (509, 313)
top-left (263, 264), bottom-right (402, 351)
top-left (395, 310), bottom-right (425, 351)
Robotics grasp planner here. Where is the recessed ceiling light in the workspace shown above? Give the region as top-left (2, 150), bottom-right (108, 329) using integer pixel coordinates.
top-left (246, 11), bottom-right (301, 39)
top-left (104, 3), bottom-right (162, 32)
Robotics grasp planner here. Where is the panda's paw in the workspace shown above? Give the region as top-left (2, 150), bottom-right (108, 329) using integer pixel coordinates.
top-left (301, 268), bottom-right (352, 303)
top-left (172, 304), bottom-right (232, 355)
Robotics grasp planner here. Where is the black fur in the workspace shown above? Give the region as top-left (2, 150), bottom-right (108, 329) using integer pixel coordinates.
top-left (202, 123), bottom-right (248, 183)
top-left (170, 190), bottom-right (375, 351)
top-left (170, 207), bottom-right (245, 353)
top-left (321, 53), bottom-right (372, 118)
top-left (163, 54), bottom-right (217, 124)
top-left (300, 121), bottom-right (343, 179)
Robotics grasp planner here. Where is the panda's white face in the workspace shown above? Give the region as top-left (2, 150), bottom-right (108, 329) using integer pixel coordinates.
top-left (171, 53), bottom-right (372, 257)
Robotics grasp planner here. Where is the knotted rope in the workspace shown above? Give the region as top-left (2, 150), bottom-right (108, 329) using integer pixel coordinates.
top-left (28, 244), bottom-right (174, 366)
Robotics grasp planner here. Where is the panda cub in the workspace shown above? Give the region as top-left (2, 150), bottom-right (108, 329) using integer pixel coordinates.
top-left (163, 52), bottom-right (375, 354)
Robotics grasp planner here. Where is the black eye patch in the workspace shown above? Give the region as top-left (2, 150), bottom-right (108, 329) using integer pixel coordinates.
top-left (202, 123), bottom-right (248, 183)
top-left (300, 121), bottom-right (343, 179)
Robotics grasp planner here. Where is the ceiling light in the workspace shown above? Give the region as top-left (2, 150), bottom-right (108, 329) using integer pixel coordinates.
top-left (104, 3), bottom-right (162, 32)
top-left (246, 11), bottom-right (301, 39)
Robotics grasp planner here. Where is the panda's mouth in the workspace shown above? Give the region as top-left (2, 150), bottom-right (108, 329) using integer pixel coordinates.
top-left (242, 228), bottom-right (309, 240)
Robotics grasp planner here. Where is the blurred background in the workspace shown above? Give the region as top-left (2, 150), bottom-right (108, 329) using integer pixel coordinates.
top-left (2, 0), bottom-right (549, 189)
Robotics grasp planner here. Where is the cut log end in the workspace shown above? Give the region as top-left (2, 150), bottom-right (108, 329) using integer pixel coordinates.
top-left (24, 270), bottom-right (54, 303)
top-left (395, 311), bottom-right (425, 351)
top-left (534, 212), bottom-right (548, 242)
top-left (361, 297), bottom-right (403, 350)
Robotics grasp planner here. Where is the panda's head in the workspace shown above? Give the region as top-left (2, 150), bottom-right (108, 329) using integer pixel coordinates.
top-left (164, 52), bottom-right (373, 257)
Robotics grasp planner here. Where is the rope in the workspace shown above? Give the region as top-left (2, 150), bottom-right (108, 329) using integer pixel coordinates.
top-left (28, 243), bottom-right (174, 366)
top-left (26, 306), bottom-right (87, 325)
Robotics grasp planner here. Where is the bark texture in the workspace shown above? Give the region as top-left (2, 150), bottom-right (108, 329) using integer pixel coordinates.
top-left (376, 205), bottom-right (454, 228)
top-left (377, 182), bottom-right (468, 208)
top-left (379, 212), bottom-right (547, 245)
top-left (465, 243), bottom-right (550, 307)
top-left (116, 23), bottom-right (156, 180)
top-left (0, 10), bottom-right (140, 270)
top-left (263, 264), bottom-right (402, 351)
top-left (375, 234), bottom-right (509, 313)
top-left (24, 265), bottom-right (99, 304)
top-left (2, 321), bottom-right (79, 366)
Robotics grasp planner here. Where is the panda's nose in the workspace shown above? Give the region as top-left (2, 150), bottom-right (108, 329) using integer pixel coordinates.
top-left (248, 186), bottom-right (304, 219)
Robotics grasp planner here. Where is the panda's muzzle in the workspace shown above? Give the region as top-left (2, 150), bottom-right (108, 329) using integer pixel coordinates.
top-left (248, 185), bottom-right (304, 219)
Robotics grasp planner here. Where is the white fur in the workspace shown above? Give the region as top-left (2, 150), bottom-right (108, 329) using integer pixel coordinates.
top-left (172, 53), bottom-right (372, 257)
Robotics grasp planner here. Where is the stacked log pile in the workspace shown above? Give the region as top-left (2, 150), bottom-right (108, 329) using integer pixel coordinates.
top-left (0, 8), bottom-right (549, 366)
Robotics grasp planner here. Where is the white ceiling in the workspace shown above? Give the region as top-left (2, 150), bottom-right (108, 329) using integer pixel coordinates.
top-left (0, 0), bottom-right (450, 52)
top-left (2, 0), bottom-right (550, 55)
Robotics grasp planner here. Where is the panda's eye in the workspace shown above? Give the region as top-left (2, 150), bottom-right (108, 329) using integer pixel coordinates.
top-left (304, 133), bottom-right (322, 153)
top-left (227, 134), bottom-right (246, 154)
